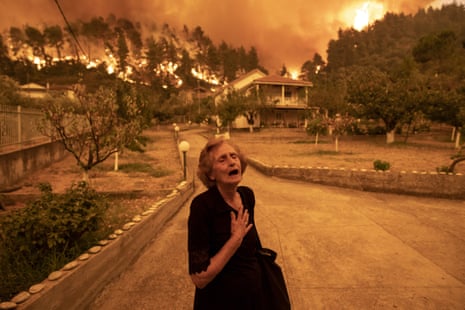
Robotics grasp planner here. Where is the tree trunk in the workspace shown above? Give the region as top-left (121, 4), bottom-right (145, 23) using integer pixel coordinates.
top-left (455, 131), bottom-right (461, 149)
top-left (335, 136), bottom-right (339, 152)
top-left (315, 132), bottom-right (319, 145)
top-left (448, 156), bottom-right (465, 173)
top-left (403, 123), bottom-right (411, 143)
top-left (386, 130), bottom-right (395, 144)
top-left (249, 125), bottom-right (254, 133)
top-left (82, 170), bottom-right (90, 183)
top-left (114, 151), bottom-right (119, 171)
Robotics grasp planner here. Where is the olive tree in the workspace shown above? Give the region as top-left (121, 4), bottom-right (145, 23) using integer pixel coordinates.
top-left (347, 65), bottom-right (422, 144)
top-left (215, 90), bottom-right (247, 135)
top-left (40, 84), bottom-right (146, 181)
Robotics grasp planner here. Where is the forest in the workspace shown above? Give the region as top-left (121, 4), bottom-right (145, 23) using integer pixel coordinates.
top-left (302, 3), bottom-right (465, 144)
top-left (0, 3), bottom-right (464, 137)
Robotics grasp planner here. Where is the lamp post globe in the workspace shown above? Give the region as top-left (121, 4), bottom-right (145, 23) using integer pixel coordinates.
top-left (179, 140), bottom-right (190, 180)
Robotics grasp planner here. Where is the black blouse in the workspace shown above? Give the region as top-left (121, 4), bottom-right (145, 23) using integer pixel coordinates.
top-left (188, 186), bottom-right (264, 309)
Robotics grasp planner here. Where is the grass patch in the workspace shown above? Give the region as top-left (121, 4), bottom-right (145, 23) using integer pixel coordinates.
top-left (119, 163), bottom-right (172, 178)
top-left (291, 139), bottom-right (312, 144)
top-left (291, 139), bottom-right (331, 145)
top-left (293, 150), bottom-right (356, 157)
top-left (316, 150), bottom-right (354, 156)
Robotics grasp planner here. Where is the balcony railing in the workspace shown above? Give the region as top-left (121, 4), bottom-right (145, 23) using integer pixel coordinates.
top-left (269, 97), bottom-right (308, 108)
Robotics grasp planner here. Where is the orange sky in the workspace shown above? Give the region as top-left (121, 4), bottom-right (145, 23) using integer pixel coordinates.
top-left (0, 0), bottom-right (461, 73)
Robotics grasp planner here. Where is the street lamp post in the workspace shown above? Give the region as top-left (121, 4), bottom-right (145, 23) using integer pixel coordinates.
top-left (179, 140), bottom-right (190, 180)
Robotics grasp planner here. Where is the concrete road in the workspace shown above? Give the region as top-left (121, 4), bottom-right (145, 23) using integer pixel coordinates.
top-left (90, 130), bottom-right (465, 309)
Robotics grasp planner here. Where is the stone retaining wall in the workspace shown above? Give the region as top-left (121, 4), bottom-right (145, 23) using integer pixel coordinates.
top-left (248, 158), bottom-right (465, 199)
top-left (0, 141), bottom-right (67, 191)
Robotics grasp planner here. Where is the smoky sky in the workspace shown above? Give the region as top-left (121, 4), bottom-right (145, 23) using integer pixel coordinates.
top-left (0, 0), bottom-right (460, 72)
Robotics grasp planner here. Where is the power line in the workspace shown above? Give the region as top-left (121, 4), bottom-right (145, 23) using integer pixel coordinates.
top-left (53, 0), bottom-right (88, 60)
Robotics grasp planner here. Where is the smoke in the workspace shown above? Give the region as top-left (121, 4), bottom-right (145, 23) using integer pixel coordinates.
top-left (0, 0), bottom-right (457, 72)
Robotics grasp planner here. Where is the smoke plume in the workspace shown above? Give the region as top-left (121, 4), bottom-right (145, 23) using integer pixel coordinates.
top-left (0, 0), bottom-right (458, 72)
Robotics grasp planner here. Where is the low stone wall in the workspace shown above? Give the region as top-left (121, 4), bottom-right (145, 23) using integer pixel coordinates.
top-left (1, 181), bottom-right (194, 310)
top-left (248, 158), bottom-right (465, 199)
top-left (0, 141), bottom-right (67, 191)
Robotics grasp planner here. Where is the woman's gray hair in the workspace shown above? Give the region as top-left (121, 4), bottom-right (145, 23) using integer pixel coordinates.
top-left (197, 136), bottom-right (247, 188)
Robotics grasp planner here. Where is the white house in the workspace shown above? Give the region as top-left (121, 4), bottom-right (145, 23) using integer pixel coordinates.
top-left (20, 83), bottom-right (77, 100)
top-left (19, 83), bottom-right (47, 99)
top-left (215, 69), bottom-right (313, 129)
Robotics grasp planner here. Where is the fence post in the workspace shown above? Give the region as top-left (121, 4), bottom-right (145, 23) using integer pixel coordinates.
top-left (17, 105), bottom-right (22, 147)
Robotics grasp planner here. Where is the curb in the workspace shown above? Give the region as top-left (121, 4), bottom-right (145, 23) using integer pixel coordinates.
top-left (247, 157), bottom-right (465, 199)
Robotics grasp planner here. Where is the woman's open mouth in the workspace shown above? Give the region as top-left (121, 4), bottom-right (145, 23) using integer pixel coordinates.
top-left (228, 169), bottom-right (239, 176)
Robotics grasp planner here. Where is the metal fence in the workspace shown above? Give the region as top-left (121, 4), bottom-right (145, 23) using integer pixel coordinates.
top-left (0, 104), bottom-right (49, 153)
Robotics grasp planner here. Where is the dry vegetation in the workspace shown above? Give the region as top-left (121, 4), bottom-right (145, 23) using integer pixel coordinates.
top-left (2, 126), bottom-right (183, 216)
top-left (4, 124), bottom-right (464, 214)
top-left (232, 125), bottom-right (465, 174)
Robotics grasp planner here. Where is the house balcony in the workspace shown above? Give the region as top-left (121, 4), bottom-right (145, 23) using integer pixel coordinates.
top-left (269, 97), bottom-right (308, 110)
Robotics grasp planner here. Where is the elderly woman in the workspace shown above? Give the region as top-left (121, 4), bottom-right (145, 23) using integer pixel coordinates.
top-left (187, 136), bottom-right (264, 309)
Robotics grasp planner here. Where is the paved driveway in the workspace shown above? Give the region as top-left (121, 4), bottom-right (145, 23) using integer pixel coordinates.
top-left (91, 130), bottom-right (465, 309)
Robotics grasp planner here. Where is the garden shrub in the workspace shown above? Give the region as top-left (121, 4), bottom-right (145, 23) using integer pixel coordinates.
top-left (373, 159), bottom-right (391, 171)
top-left (367, 125), bottom-right (386, 135)
top-left (436, 165), bottom-right (450, 173)
top-left (0, 182), bottom-right (109, 300)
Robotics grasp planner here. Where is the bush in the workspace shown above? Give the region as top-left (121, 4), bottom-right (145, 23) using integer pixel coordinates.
top-left (436, 165), bottom-right (450, 173)
top-left (0, 182), bottom-right (109, 300)
top-left (367, 125), bottom-right (386, 135)
top-left (373, 160), bottom-right (391, 171)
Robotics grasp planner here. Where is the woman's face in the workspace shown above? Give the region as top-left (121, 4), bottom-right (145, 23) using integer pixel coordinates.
top-left (209, 142), bottom-right (242, 187)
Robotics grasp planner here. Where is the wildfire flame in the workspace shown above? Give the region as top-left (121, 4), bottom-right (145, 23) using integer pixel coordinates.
top-left (343, 1), bottom-right (386, 32)
top-left (354, 3), bottom-right (370, 31)
top-left (290, 70), bottom-right (299, 80)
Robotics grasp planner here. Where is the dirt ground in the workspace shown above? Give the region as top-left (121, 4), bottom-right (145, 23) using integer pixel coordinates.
top-left (2, 126), bottom-right (183, 212)
top-left (2, 124), bottom-right (464, 211)
top-left (232, 126), bottom-right (465, 174)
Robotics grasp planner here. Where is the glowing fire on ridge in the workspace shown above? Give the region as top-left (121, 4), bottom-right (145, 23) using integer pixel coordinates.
top-left (290, 70), bottom-right (299, 80)
top-left (344, 1), bottom-right (386, 31)
top-left (354, 3), bottom-right (370, 31)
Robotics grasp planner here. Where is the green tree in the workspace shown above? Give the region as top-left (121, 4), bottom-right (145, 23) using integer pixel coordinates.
top-left (44, 25), bottom-right (65, 60)
top-left (306, 112), bottom-right (327, 144)
top-left (347, 65), bottom-right (422, 143)
top-left (116, 28), bottom-right (129, 72)
top-left (0, 35), bottom-right (13, 75)
top-left (0, 75), bottom-right (27, 106)
top-left (25, 25), bottom-right (48, 65)
top-left (177, 49), bottom-right (196, 88)
top-left (280, 64), bottom-right (288, 77)
top-left (245, 46), bottom-right (259, 71)
top-left (301, 53), bottom-right (326, 81)
top-left (242, 88), bottom-right (266, 133)
top-left (324, 113), bottom-right (355, 152)
top-left (218, 41), bottom-right (239, 82)
top-left (309, 69), bottom-right (348, 116)
top-left (81, 17), bottom-right (112, 59)
top-left (216, 90), bottom-right (247, 134)
top-left (9, 27), bottom-right (26, 59)
top-left (116, 18), bottom-right (142, 58)
top-left (412, 30), bottom-right (457, 64)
